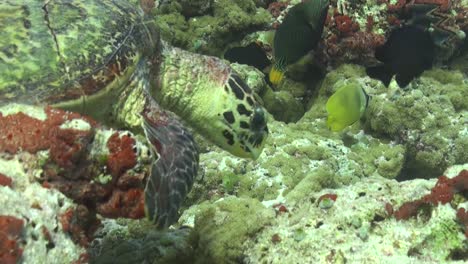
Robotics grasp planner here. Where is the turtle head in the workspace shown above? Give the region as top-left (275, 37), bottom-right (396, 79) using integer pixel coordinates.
top-left (155, 47), bottom-right (268, 159)
top-left (215, 72), bottom-right (269, 160)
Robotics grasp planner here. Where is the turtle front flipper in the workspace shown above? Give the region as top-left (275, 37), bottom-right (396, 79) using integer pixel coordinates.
top-left (142, 100), bottom-right (199, 229)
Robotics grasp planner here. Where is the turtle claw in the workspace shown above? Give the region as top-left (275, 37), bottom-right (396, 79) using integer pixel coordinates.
top-left (142, 106), bottom-right (199, 229)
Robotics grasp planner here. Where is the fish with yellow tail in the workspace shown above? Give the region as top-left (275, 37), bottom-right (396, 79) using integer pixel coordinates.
top-left (269, 0), bottom-right (329, 85)
top-left (326, 83), bottom-right (370, 132)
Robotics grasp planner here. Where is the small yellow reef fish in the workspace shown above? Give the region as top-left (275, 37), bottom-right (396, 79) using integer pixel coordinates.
top-left (269, 0), bottom-right (329, 85)
top-left (326, 83), bottom-right (369, 132)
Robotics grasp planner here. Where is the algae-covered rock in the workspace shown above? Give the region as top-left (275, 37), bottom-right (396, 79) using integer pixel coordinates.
top-left (244, 165), bottom-right (468, 263)
top-left (186, 111), bottom-right (406, 209)
top-left (187, 197), bottom-right (275, 263)
top-left (175, 0), bottom-right (214, 17)
top-left (89, 219), bottom-right (194, 264)
top-left (0, 156), bottom-right (86, 263)
top-left (263, 89), bottom-right (305, 122)
top-left (155, 0), bottom-right (271, 56)
top-left (300, 64), bottom-right (467, 179)
top-left (365, 68), bottom-right (468, 178)
top-left (232, 62), bottom-right (309, 123)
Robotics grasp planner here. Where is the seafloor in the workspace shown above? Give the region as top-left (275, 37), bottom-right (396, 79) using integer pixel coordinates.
top-left (0, 0), bottom-right (467, 263)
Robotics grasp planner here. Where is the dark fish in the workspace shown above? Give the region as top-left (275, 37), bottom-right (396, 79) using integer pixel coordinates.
top-left (269, 0), bottom-right (329, 85)
top-left (366, 25), bottom-right (435, 88)
top-left (224, 43), bottom-right (270, 71)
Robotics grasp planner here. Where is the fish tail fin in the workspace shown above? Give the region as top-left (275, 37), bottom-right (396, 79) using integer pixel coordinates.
top-left (395, 72), bottom-right (418, 88)
top-left (269, 66), bottom-right (284, 85)
top-left (366, 65), bottom-right (393, 87)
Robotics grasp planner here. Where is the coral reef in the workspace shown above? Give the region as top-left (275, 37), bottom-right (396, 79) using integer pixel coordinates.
top-left (154, 0), bottom-right (271, 56)
top-left (186, 197), bottom-right (275, 263)
top-left (89, 219), bottom-right (194, 264)
top-left (394, 170), bottom-right (468, 220)
top-left (0, 104), bottom-right (155, 262)
top-left (168, 63), bottom-right (464, 262)
top-left (184, 65), bottom-right (411, 209)
top-left (8, 62), bottom-right (457, 263)
top-left (318, 0), bottom-right (467, 67)
top-left (295, 64), bottom-right (467, 179)
top-left (2, 64), bottom-right (457, 264)
top-left (0, 154), bottom-right (86, 263)
top-left (243, 0), bottom-right (467, 81)
top-left (364, 68), bottom-right (468, 178)
top-left (0, 104), bottom-right (152, 220)
top-left (243, 166), bottom-right (468, 263)
top-left (0, 1), bottom-right (466, 263)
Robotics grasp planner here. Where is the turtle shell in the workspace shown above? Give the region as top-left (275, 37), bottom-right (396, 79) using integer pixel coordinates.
top-left (0, 0), bottom-right (160, 105)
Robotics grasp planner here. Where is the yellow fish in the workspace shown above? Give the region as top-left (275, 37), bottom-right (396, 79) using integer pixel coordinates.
top-left (326, 83), bottom-right (369, 132)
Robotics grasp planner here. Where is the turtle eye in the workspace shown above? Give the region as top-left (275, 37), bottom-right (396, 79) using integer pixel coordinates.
top-left (250, 105), bottom-right (266, 132)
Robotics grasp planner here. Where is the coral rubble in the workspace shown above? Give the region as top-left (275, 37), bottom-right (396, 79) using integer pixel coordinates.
top-left (0, 104), bottom-right (153, 262)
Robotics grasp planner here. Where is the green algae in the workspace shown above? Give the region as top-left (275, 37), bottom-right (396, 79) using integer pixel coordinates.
top-left (263, 89), bottom-right (305, 122)
top-left (89, 219), bottom-right (194, 264)
top-left (155, 0), bottom-right (271, 56)
top-left (243, 167), bottom-right (468, 263)
top-left (348, 139), bottom-right (406, 179)
top-left (409, 205), bottom-right (467, 261)
top-left (190, 197), bottom-right (274, 263)
top-left (307, 64), bottom-right (468, 179)
top-left (222, 172), bottom-right (240, 194)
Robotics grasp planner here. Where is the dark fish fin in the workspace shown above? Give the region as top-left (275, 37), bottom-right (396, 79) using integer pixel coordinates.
top-left (302, 0), bottom-right (329, 31)
top-left (395, 73), bottom-right (415, 88)
top-left (366, 65), bottom-right (393, 87)
top-left (422, 55), bottom-right (434, 70)
top-left (374, 45), bottom-right (387, 62)
top-left (224, 43), bottom-right (270, 70)
top-left (142, 100), bottom-right (199, 229)
top-left (362, 88), bottom-right (371, 109)
top-left (408, 4), bottom-right (438, 16)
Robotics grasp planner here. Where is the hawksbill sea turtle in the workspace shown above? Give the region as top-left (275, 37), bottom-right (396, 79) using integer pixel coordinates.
top-left (0, 0), bottom-right (269, 228)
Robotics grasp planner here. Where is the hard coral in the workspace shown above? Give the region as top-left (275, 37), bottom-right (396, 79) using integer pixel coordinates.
top-left (156, 0), bottom-right (270, 56)
top-left (0, 215), bottom-right (24, 264)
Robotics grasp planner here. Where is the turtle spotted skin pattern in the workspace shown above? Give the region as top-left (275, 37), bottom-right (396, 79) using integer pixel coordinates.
top-left (0, 0), bottom-right (269, 228)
